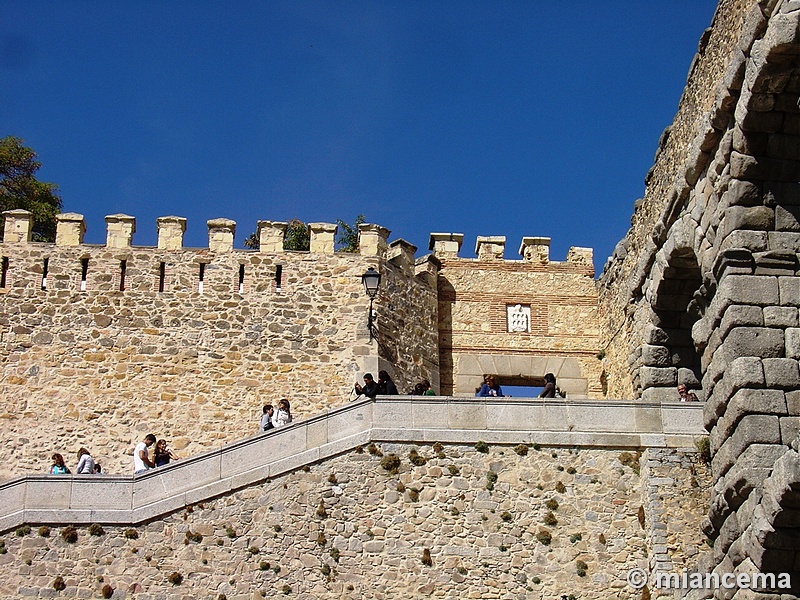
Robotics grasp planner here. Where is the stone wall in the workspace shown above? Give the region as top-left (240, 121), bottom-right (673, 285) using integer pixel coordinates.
top-left (0, 441), bottom-right (710, 599)
top-left (0, 214), bottom-right (439, 480)
top-left (431, 233), bottom-right (601, 397)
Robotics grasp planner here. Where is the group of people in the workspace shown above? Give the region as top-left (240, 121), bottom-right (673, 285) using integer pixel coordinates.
top-left (49, 447), bottom-right (101, 475)
top-left (260, 399), bottom-right (293, 431)
top-left (475, 373), bottom-right (559, 398)
top-left (133, 434), bottom-right (179, 474)
top-left (352, 371), bottom-right (438, 399)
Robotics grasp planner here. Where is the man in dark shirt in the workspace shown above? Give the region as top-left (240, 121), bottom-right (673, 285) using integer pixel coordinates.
top-left (354, 373), bottom-right (380, 398)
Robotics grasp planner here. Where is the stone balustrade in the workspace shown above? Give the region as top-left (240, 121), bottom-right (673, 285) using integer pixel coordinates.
top-left (0, 396), bottom-right (704, 533)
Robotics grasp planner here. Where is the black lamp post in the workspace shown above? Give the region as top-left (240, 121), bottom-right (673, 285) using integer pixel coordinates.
top-left (361, 267), bottom-right (381, 341)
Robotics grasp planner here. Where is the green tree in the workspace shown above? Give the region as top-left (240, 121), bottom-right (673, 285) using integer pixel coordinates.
top-left (283, 218), bottom-right (310, 251)
top-left (0, 136), bottom-right (62, 241)
top-left (336, 214), bottom-right (365, 253)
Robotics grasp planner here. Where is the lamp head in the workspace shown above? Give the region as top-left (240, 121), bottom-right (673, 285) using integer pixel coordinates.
top-left (362, 267), bottom-right (381, 299)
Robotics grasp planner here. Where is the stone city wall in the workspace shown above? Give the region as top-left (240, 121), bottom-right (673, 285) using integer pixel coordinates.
top-left (431, 233), bottom-right (601, 397)
top-left (0, 441), bottom-right (710, 600)
top-left (0, 214), bottom-right (439, 480)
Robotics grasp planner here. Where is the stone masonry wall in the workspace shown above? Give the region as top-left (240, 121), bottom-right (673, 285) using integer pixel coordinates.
top-left (0, 442), bottom-right (710, 600)
top-left (0, 218), bottom-right (439, 480)
top-left (598, 0), bottom-right (754, 399)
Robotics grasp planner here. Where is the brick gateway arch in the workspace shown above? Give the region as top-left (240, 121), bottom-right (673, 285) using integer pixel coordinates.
top-left (599, 1), bottom-right (800, 593)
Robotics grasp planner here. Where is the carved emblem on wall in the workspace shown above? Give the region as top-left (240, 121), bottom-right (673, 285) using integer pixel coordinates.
top-left (507, 304), bottom-right (531, 333)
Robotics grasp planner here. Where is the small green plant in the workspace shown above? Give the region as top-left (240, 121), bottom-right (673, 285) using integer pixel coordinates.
top-left (408, 488), bottom-right (420, 502)
top-left (408, 449), bottom-right (428, 466)
top-left (599, 533), bottom-right (606, 545)
top-left (531, 576), bottom-right (541, 584)
top-left (185, 530), bottom-right (203, 544)
top-left (556, 465), bottom-right (564, 471)
top-left (316, 499), bottom-right (328, 518)
top-left (88, 523), bottom-right (105, 536)
top-left (272, 565), bottom-right (281, 574)
top-left (551, 452), bottom-right (557, 458)
top-left (566, 466), bottom-right (577, 474)
top-left (53, 576), bottom-right (66, 591)
top-left (321, 563), bottom-right (332, 577)
top-left (282, 584), bottom-right (291, 595)
top-left (218, 595), bottom-right (227, 600)
top-left (432, 442), bottom-right (446, 458)
top-left (570, 533), bottom-right (583, 543)
top-left (328, 473), bottom-right (338, 484)
top-left (543, 511), bottom-right (558, 526)
top-left (545, 498), bottom-right (559, 511)
top-left (695, 437), bottom-right (711, 464)
top-left (124, 528), bottom-right (139, 539)
top-left (102, 583), bottom-right (114, 599)
top-left (259, 561), bottom-right (270, 571)
top-left (225, 525), bottom-right (237, 538)
top-left (354, 445), bottom-right (363, 454)
top-left (380, 453), bottom-right (401, 474)
top-left (619, 451), bottom-right (641, 475)
top-left (248, 546), bottom-right (260, 555)
top-left (536, 529), bottom-right (552, 545)
top-left (168, 572), bottom-right (183, 585)
top-left (450, 506), bottom-right (460, 516)
top-left (329, 547), bottom-right (340, 562)
top-left (38, 526), bottom-right (51, 537)
top-left (500, 511), bottom-right (512, 522)
top-left (514, 444), bottom-right (528, 456)
top-left (421, 548), bottom-right (432, 566)
top-left (61, 526), bottom-right (78, 543)
top-left (457, 566), bottom-right (468, 575)
top-left (274, 524), bottom-right (282, 533)
top-left (532, 443), bottom-right (541, 451)
top-left (367, 443), bottom-right (383, 457)
top-left (576, 559), bottom-right (588, 577)
top-left (555, 481), bottom-right (566, 493)
top-left (475, 441), bottom-right (489, 453)
top-left (485, 471), bottom-right (498, 490)
top-left (448, 464), bottom-right (460, 476)
top-left (317, 532), bottom-right (327, 546)
top-left (15, 525), bottom-right (30, 537)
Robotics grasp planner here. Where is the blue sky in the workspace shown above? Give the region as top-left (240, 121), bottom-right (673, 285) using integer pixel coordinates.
top-left (2, 2), bottom-right (717, 274)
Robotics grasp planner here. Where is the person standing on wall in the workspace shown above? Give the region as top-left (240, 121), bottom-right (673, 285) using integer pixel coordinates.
top-left (133, 434), bottom-right (156, 474)
top-left (539, 373), bottom-right (557, 398)
top-left (476, 375), bottom-right (504, 397)
top-left (377, 370), bottom-right (399, 395)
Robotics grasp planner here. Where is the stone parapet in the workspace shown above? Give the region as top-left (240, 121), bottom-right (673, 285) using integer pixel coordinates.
top-left (358, 223), bottom-right (390, 257)
top-left (105, 214), bottom-right (136, 249)
top-left (519, 236), bottom-right (550, 263)
top-left (156, 216), bottom-right (186, 250)
top-left (309, 222), bottom-right (337, 253)
top-left (429, 232), bottom-right (464, 258)
top-left (2, 209), bottom-right (32, 244)
top-left (256, 220), bottom-right (288, 253)
top-left (207, 218), bottom-right (236, 253)
top-left (55, 212), bottom-right (86, 246)
top-left (387, 238), bottom-right (417, 276)
top-left (0, 396), bottom-right (705, 532)
top-left (475, 236), bottom-right (506, 261)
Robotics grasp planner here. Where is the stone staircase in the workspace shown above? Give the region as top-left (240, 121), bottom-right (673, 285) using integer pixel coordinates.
top-left (0, 395), bottom-right (705, 533)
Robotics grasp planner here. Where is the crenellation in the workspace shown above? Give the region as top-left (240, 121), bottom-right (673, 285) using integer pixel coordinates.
top-left (256, 219), bottom-right (287, 253)
top-left (206, 217), bottom-right (236, 253)
top-left (474, 235), bottom-right (505, 261)
top-left (309, 221), bottom-right (337, 253)
top-left (519, 236), bottom-right (550, 263)
top-left (387, 238), bottom-right (417, 276)
top-left (104, 213), bottom-right (136, 249)
top-left (357, 222), bottom-right (390, 256)
top-left (156, 215), bottom-right (187, 250)
top-left (2, 209), bottom-right (32, 244)
top-left (429, 232), bottom-right (464, 258)
top-left (55, 212), bottom-right (86, 246)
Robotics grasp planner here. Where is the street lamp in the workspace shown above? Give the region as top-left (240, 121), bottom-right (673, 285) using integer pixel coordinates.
top-left (361, 267), bottom-right (381, 341)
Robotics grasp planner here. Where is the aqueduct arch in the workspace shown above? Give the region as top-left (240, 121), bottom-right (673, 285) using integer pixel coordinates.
top-left (600, 1), bottom-right (800, 593)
